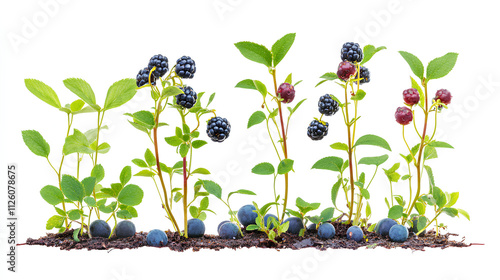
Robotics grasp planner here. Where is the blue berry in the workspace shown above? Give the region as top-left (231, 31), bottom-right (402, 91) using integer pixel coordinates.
top-left (317, 223), bottom-right (335, 239)
top-left (284, 217), bottom-right (304, 235)
top-left (176, 86), bottom-right (197, 109)
top-left (207, 116), bottom-right (231, 142)
top-left (346, 225), bottom-right (364, 242)
top-left (263, 214), bottom-right (279, 229)
top-left (389, 224), bottom-right (408, 242)
top-left (136, 67), bottom-right (154, 87)
top-left (358, 66), bottom-right (370, 84)
top-left (318, 94), bottom-right (339, 116)
top-left (148, 54), bottom-right (169, 79)
top-left (307, 223), bottom-right (317, 231)
top-left (217, 220), bottom-right (231, 234)
top-left (341, 42), bottom-right (363, 63)
top-left (147, 229), bottom-right (168, 247)
top-left (115, 220), bottom-right (136, 238)
top-left (175, 56), bottom-right (196, 79)
top-left (237, 204), bottom-right (258, 227)
top-left (187, 218), bottom-right (205, 238)
top-left (89, 220), bottom-right (111, 238)
top-left (219, 222), bottom-right (239, 239)
top-left (307, 120), bottom-right (329, 140)
top-left (375, 218), bottom-right (398, 237)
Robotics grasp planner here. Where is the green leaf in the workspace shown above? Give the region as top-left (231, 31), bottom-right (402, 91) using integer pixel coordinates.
top-left (192, 140), bottom-right (207, 149)
top-left (457, 209), bottom-right (470, 220)
top-left (235, 79), bottom-right (257, 90)
top-left (25, 79), bottom-right (61, 109)
top-left (165, 136), bottom-right (183, 147)
top-left (40, 185), bottom-right (64, 205)
top-left (351, 89), bottom-right (366, 101)
top-left (234, 41), bottom-right (272, 67)
top-left (291, 98), bottom-right (307, 114)
top-left (189, 206), bottom-right (198, 218)
top-left (70, 100), bottom-right (85, 112)
top-left (192, 168), bottom-right (210, 175)
top-left (132, 111), bottom-right (155, 130)
top-left (417, 216), bottom-right (427, 231)
top-left (206, 92), bottom-right (216, 107)
top-left (84, 196), bottom-right (97, 207)
top-left (63, 129), bottom-right (94, 155)
top-left (358, 154), bottom-right (389, 166)
top-left (354, 134), bottom-right (391, 151)
top-left (319, 72), bottom-right (339, 81)
top-left (144, 149), bottom-right (156, 166)
top-left (61, 175), bottom-right (84, 202)
top-left (388, 205), bottom-right (404, 219)
top-left (247, 111), bottom-right (266, 128)
top-left (117, 184), bottom-right (144, 206)
top-left (410, 76), bottom-right (425, 109)
top-left (117, 209), bottom-right (133, 220)
top-left (319, 207), bottom-right (334, 222)
top-left (251, 162), bottom-right (275, 175)
top-left (103, 78), bottom-right (137, 111)
top-left (424, 146), bottom-right (438, 160)
top-left (127, 206), bottom-right (138, 218)
top-left (200, 197), bottom-right (209, 210)
top-left (441, 207), bottom-right (459, 218)
top-left (201, 180), bottom-right (222, 199)
top-left (312, 156), bottom-right (344, 172)
top-left (424, 164), bottom-right (435, 190)
top-left (428, 141), bottom-right (454, 149)
top-left (446, 192), bottom-right (459, 207)
top-left (63, 78), bottom-right (100, 111)
top-left (246, 224), bottom-right (260, 231)
top-left (284, 73), bottom-right (293, 84)
top-left (95, 142), bottom-right (110, 154)
top-left (132, 158), bottom-right (148, 168)
top-left (120, 166), bottom-right (132, 185)
top-left (433, 187), bottom-right (447, 209)
top-left (179, 143), bottom-right (189, 158)
top-left (111, 183), bottom-right (123, 196)
top-left (277, 159), bottom-right (294, 175)
top-left (46, 215), bottom-right (64, 230)
top-left (134, 170), bottom-right (156, 177)
top-left (331, 178), bottom-right (342, 208)
top-left (91, 164), bottom-right (105, 183)
top-left (426, 52), bottom-right (458, 81)
top-left (162, 86), bottom-right (184, 98)
top-left (361, 45), bottom-right (386, 65)
top-left (22, 130), bottom-right (50, 157)
top-left (81, 177), bottom-right (96, 197)
top-left (361, 189), bottom-right (370, 199)
top-left (228, 189), bottom-right (256, 199)
top-left (415, 202), bottom-right (426, 215)
top-left (330, 142), bottom-right (348, 152)
top-left (271, 33), bottom-right (295, 66)
top-left (84, 126), bottom-right (108, 144)
top-left (399, 51), bottom-right (424, 80)
top-left (67, 209), bottom-right (81, 221)
top-left (253, 80), bottom-right (268, 98)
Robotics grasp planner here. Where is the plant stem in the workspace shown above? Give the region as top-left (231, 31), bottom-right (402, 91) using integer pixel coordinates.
top-left (344, 85), bottom-right (356, 224)
top-left (92, 111), bottom-right (104, 219)
top-left (272, 69), bottom-right (290, 222)
top-left (182, 156), bottom-right (188, 238)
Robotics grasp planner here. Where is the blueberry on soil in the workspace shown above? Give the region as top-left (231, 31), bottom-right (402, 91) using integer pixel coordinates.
top-left (395, 107), bottom-right (413, 125)
top-left (115, 220), bottom-right (136, 238)
top-left (237, 204), bottom-right (258, 227)
top-left (346, 225), bottom-right (364, 242)
top-left (307, 223), bottom-right (317, 231)
top-left (284, 217), bottom-right (304, 235)
top-left (375, 218), bottom-right (398, 237)
top-left (389, 224), bottom-right (409, 242)
top-left (277, 83), bottom-right (295, 103)
top-left (175, 56), bottom-right (196, 79)
top-left (219, 222), bottom-right (240, 239)
top-left (187, 218), bottom-right (205, 238)
top-left (217, 220), bottom-right (231, 234)
top-left (263, 214), bottom-right (279, 229)
top-left (307, 120), bottom-right (329, 140)
top-left (317, 223), bottom-right (335, 239)
top-left (146, 229), bottom-right (168, 247)
top-left (89, 220), bottom-right (111, 238)
top-left (206, 116), bottom-right (231, 142)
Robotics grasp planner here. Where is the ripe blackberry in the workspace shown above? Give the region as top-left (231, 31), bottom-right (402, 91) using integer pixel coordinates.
top-left (318, 94), bottom-right (339, 116)
top-left (434, 89), bottom-right (452, 105)
top-left (136, 67), bottom-right (155, 87)
top-left (175, 56), bottom-right (196, 79)
top-left (176, 86), bottom-right (197, 109)
top-left (395, 107), bottom-right (413, 125)
top-left (358, 66), bottom-right (370, 84)
top-left (307, 120), bottom-right (329, 140)
top-left (341, 42), bottom-right (363, 63)
top-left (337, 61), bottom-right (357, 81)
top-left (207, 116), bottom-right (231, 142)
top-left (403, 88), bottom-right (420, 106)
top-left (277, 83), bottom-right (295, 103)
top-left (148, 54), bottom-right (169, 79)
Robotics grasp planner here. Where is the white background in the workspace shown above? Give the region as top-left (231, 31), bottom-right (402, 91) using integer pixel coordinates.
top-left (1, 0), bottom-right (498, 279)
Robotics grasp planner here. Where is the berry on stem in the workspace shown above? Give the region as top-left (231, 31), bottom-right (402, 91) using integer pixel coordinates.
top-left (148, 54), bottom-right (169, 79)
top-left (318, 94), bottom-right (339, 116)
top-left (175, 56), bottom-right (196, 79)
top-left (358, 66), bottom-right (370, 84)
top-left (176, 86), bottom-right (197, 109)
top-left (277, 83), bottom-right (295, 103)
top-left (341, 42), bottom-right (363, 63)
top-left (307, 120), bottom-right (329, 140)
top-left (403, 88), bottom-right (420, 106)
top-left (337, 61), bottom-right (357, 81)
top-left (395, 107), bottom-right (413, 125)
top-left (206, 116), bottom-right (231, 142)
top-left (434, 89), bottom-right (452, 105)
top-left (136, 67), bottom-right (154, 87)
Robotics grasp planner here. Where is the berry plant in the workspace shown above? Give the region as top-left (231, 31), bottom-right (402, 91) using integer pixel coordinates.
top-left (130, 54), bottom-right (236, 238)
top-left (22, 77), bottom-right (144, 241)
top-left (311, 43), bottom-right (389, 227)
top-left (234, 33), bottom-right (305, 226)
top-left (382, 51), bottom-right (469, 236)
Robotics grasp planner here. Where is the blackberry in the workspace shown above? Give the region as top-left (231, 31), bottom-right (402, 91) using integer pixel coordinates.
top-left (277, 83), bottom-right (295, 103)
top-left (307, 120), bottom-right (329, 140)
top-left (207, 116), bottom-right (231, 142)
top-left (148, 54), bottom-right (169, 79)
top-left (318, 94), bottom-right (339, 116)
top-left (337, 61), bottom-right (357, 81)
top-left (175, 56), bottom-right (196, 79)
top-left (403, 88), bottom-right (420, 106)
top-left (176, 86), bottom-right (197, 109)
top-left (136, 67), bottom-right (155, 87)
top-left (358, 66), bottom-right (370, 84)
top-left (341, 42), bottom-right (363, 63)
top-left (434, 89), bottom-right (452, 105)
top-left (395, 107), bottom-right (413, 125)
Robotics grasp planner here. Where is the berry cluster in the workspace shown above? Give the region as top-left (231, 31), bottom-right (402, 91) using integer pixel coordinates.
top-left (135, 54), bottom-right (196, 87)
top-left (395, 88), bottom-right (453, 125)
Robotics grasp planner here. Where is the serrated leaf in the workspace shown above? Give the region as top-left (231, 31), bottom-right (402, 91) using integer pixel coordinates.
top-left (424, 146), bottom-right (438, 160)
top-left (103, 79), bottom-right (137, 111)
top-left (358, 154), bottom-right (389, 166)
top-left (25, 79), bottom-right (62, 109)
top-left (271, 33), bottom-right (295, 66)
top-left (63, 78), bottom-right (99, 111)
top-left (131, 158), bottom-right (148, 168)
top-left (63, 129), bottom-right (94, 155)
top-left (252, 162), bottom-right (275, 175)
top-left (132, 111), bottom-right (155, 130)
top-left (134, 170), bottom-right (156, 177)
top-left (228, 189), bottom-right (256, 199)
top-left (40, 185), bottom-right (64, 205)
top-left (253, 80), bottom-right (268, 98)
top-left (354, 134), bottom-right (391, 151)
top-left (61, 175), bottom-right (84, 202)
top-left (428, 141), bottom-right (454, 149)
top-left (320, 72), bottom-right (339, 81)
top-left (399, 51), bottom-right (424, 80)
top-left (162, 86), bottom-right (184, 98)
top-left (426, 52), bottom-right (458, 80)
top-left (81, 177), bottom-right (96, 197)
top-left (235, 41), bottom-right (272, 67)
top-left (179, 143), bottom-right (189, 158)
top-left (201, 180), bottom-right (222, 199)
top-left (361, 45), bottom-right (386, 65)
top-left (277, 159), bottom-right (294, 175)
top-left (247, 111), bottom-right (266, 129)
top-left (330, 142), bottom-right (348, 152)
top-left (165, 136), bottom-right (183, 147)
top-left (291, 98), bottom-right (306, 114)
top-left (235, 79), bottom-right (257, 90)
top-left (22, 130), bottom-right (50, 157)
top-left (192, 140), bottom-right (207, 149)
top-left (312, 156), bottom-right (344, 172)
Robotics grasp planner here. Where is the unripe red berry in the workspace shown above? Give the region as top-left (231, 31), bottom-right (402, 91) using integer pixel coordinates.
top-left (337, 61), bottom-right (357, 81)
top-left (277, 83), bottom-right (295, 103)
top-left (395, 107), bottom-right (413, 125)
top-left (434, 89), bottom-right (452, 105)
top-left (403, 88), bottom-right (420, 106)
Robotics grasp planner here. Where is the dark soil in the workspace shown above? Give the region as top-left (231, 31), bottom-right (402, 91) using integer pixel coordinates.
top-left (22, 222), bottom-right (477, 252)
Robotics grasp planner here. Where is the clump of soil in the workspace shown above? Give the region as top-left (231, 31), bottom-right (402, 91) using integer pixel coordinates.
top-left (22, 222), bottom-right (476, 251)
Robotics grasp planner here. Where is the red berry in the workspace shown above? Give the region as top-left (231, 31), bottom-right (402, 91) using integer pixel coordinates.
top-left (337, 61), bottom-right (357, 81)
top-left (403, 88), bottom-right (420, 106)
top-left (395, 107), bottom-right (413, 125)
top-left (434, 89), bottom-right (452, 105)
top-left (277, 83), bottom-right (295, 103)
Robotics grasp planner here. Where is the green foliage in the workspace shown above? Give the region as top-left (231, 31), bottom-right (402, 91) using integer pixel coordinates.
top-left (234, 41), bottom-right (273, 67)
top-left (63, 78), bottom-right (99, 111)
top-left (103, 79), bottom-right (137, 111)
top-left (271, 33), bottom-right (296, 67)
top-left (426, 53), bottom-right (458, 80)
top-left (22, 130), bottom-right (50, 157)
top-left (354, 134), bottom-right (391, 151)
top-left (25, 79), bottom-right (61, 109)
top-left (399, 51), bottom-right (424, 80)
top-left (247, 111), bottom-right (266, 128)
top-left (252, 162), bottom-right (275, 175)
top-left (312, 156), bottom-right (344, 172)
